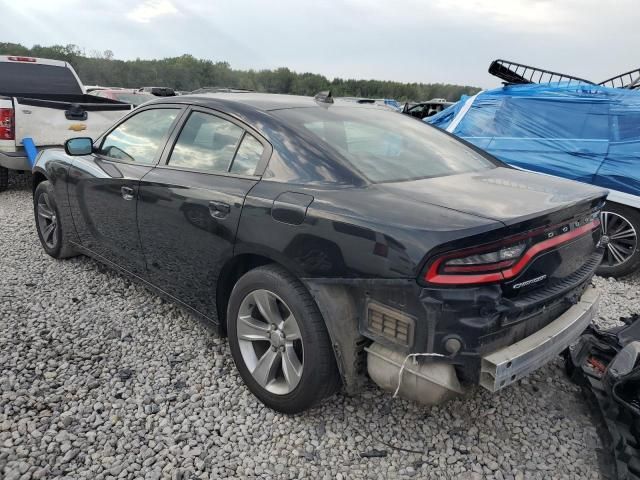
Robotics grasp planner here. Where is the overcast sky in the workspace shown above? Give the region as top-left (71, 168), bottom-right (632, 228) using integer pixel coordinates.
top-left (4, 0), bottom-right (639, 89)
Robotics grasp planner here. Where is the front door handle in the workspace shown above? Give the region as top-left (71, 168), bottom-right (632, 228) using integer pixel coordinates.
top-left (121, 186), bottom-right (135, 201)
top-left (209, 201), bottom-right (231, 219)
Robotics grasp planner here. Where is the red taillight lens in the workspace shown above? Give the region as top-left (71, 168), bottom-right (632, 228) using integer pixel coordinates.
top-left (424, 217), bottom-right (601, 286)
top-left (0, 108), bottom-right (14, 140)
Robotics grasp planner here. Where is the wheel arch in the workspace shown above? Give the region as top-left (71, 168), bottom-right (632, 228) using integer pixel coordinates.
top-left (216, 249), bottom-right (367, 393)
top-left (216, 252), bottom-right (283, 334)
top-left (32, 168), bottom-right (48, 194)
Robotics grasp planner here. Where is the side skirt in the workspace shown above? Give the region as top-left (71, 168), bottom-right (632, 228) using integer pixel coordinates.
top-left (69, 241), bottom-right (223, 334)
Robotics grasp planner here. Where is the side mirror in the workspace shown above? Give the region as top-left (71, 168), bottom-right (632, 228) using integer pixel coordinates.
top-left (65, 137), bottom-right (94, 156)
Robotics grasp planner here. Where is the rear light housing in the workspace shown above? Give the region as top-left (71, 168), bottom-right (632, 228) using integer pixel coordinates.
top-left (424, 214), bottom-right (601, 286)
top-left (0, 108), bottom-right (14, 140)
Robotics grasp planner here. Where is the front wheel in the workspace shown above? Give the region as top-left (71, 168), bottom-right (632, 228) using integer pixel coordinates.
top-left (227, 265), bottom-right (340, 413)
top-left (34, 181), bottom-right (77, 259)
top-left (597, 203), bottom-right (640, 278)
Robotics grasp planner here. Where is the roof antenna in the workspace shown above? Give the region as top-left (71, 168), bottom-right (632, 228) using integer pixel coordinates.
top-left (314, 90), bottom-right (334, 104)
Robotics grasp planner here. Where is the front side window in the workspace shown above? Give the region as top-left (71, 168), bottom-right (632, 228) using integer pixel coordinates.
top-left (168, 112), bottom-right (244, 173)
top-left (99, 108), bottom-right (178, 164)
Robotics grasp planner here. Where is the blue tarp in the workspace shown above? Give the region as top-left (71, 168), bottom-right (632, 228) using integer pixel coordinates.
top-left (426, 83), bottom-right (640, 205)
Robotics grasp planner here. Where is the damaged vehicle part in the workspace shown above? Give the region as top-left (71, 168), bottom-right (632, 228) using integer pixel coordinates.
top-left (567, 318), bottom-right (640, 480)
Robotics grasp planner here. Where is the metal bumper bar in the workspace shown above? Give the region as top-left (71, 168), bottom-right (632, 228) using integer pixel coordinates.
top-left (0, 151), bottom-right (30, 171)
top-left (480, 286), bottom-right (600, 392)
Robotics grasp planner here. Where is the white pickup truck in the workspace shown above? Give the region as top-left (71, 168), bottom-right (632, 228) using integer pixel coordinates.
top-left (0, 55), bottom-right (133, 190)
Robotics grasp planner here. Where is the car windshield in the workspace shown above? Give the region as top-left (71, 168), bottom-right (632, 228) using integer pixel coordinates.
top-left (113, 93), bottom-right (155, 106)
top-left (274, 106), bottom-right (496, 183)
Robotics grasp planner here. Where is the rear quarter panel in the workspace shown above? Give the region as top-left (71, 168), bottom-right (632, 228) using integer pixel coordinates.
top-left (235, 180), bottom-right (504, 280)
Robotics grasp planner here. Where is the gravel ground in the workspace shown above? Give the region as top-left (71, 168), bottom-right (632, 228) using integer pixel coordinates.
top-left (1, 170), bottom-right (638, 480)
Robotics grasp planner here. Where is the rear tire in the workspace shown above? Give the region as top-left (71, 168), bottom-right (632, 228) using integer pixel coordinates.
top-left (597, 202), bottom-right (640, 278)
top-left (0, 166), bottom-right (7, 192)
top-left (34, 181), bottom-right (78, 259)
top-left (227, 265), bottom-right (340, 413)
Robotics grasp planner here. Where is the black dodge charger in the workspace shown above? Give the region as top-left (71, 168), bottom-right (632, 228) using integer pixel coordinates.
top-left (32, 92), bottom-right (607, 413)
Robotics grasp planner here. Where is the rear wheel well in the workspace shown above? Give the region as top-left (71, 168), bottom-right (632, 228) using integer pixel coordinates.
top-left (216, 254), bottom-right (275, 334)
top-left (32, 171), bottom-right (47, 194)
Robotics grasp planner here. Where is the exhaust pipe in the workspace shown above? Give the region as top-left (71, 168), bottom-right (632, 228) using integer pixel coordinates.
top-left (366, 343), bottom-right (464, 405)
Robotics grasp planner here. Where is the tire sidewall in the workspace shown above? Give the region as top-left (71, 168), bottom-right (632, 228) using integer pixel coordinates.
top-left (227, 267), bottom-right (330, 413)
top-left (34, 181), bottom-right (63, 258)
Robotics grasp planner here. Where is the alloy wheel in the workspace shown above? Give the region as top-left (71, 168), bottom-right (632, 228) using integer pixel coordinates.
top-left (37, 193), bottom-right (58, 249)
top-left (236, 289), bottom-right (304, 395)
top-left (600, 210), bottom-right (637, 268)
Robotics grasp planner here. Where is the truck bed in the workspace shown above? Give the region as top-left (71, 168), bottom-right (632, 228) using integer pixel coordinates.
top-left (1, 93), bottom-right (132, 111)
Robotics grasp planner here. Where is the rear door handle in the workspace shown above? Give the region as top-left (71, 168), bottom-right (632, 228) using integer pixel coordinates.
top-left (209, 201), bottom-right (231, 219)
top-left (121, 186), bottom-right (135, 201)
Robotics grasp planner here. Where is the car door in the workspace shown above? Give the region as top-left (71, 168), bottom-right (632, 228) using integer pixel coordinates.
top-left (67, 106), bottom-right (184, 277)
top-left (137, 107), bottom-right (271, 320)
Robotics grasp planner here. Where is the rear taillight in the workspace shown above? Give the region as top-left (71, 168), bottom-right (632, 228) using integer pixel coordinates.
top-left (0, 108), bottom-right (14, 140)
top-left (424, 216), bottom-right (601, 286)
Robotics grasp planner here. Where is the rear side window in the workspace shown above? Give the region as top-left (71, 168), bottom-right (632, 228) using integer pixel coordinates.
top-left (230, 134), bottom-right (264, 175)
top-left (99, 108), bottom-right (178, 164)
top-left (167, 111), bottom-right (264, 176)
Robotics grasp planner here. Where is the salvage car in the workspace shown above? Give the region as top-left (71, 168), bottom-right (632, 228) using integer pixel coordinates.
top-left (0, 55), bottom-right (132, 191)
top-left (32, 91), bottom-right (607, 413)
top-left (428, 59), bottom-right (640, 277)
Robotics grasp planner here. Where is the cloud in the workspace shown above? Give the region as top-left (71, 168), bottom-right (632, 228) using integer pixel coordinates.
top-left (126, 0), bottom-right (178, 23)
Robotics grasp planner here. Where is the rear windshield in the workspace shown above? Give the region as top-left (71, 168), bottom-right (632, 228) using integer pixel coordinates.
top-left (274, 107), bottom-right (496, 182)
top-left (0, 62), bottom-right (82, 95)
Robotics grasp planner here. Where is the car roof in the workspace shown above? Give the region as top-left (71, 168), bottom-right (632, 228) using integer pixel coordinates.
top-left (160, 92), bottom-right (389, 112)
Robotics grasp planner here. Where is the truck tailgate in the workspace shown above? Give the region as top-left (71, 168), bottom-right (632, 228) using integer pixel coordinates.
top-left (13, 96), bottom-right (131, 147)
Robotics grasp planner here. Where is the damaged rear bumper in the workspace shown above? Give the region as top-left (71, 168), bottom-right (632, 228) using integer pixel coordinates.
top-left (480, 285), bottom-right (599, 392)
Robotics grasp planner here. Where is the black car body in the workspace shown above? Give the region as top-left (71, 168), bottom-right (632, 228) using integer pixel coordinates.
top-left (32, 93), bottom-right (608, 412)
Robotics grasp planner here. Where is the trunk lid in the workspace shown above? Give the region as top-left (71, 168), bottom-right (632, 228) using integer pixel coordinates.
top-left (381, 167), bottom-right (607, 226)
top-left (404, 167), bottom-right (607, 294)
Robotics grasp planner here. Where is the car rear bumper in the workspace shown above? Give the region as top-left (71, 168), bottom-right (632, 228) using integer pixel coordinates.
top-left (479, 285), bottom-right (599, 392)
top-left (0, 150), bottom-right (30, 171)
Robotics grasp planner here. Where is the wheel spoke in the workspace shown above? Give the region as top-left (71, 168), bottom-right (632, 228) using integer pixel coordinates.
top-left (252, 348), bottom-right (280, 388)
top-left (43, 193), bottom-right (53, 211)
top-left (610, 228), bottom-right (635, 241)
top-left (607, 243), bottom-right (626, 265)
top-left (38, 204), bottom-right (53, 219)
top-left (253, 290), bottom-right (282, 324)
top-left (281, 344), bottom-right (302, 388)
top-left (237, 314), bottom-right (271, 341)
top-left (601, 212), bottom-right (608, 234)
top-left (281, 314), bottom-right (301, 340)
top-left (43, 222), bottom-right (56, 242)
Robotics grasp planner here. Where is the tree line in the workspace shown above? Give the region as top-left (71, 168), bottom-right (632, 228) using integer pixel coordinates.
top-left (0, 42), bottom-right (480, 102)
